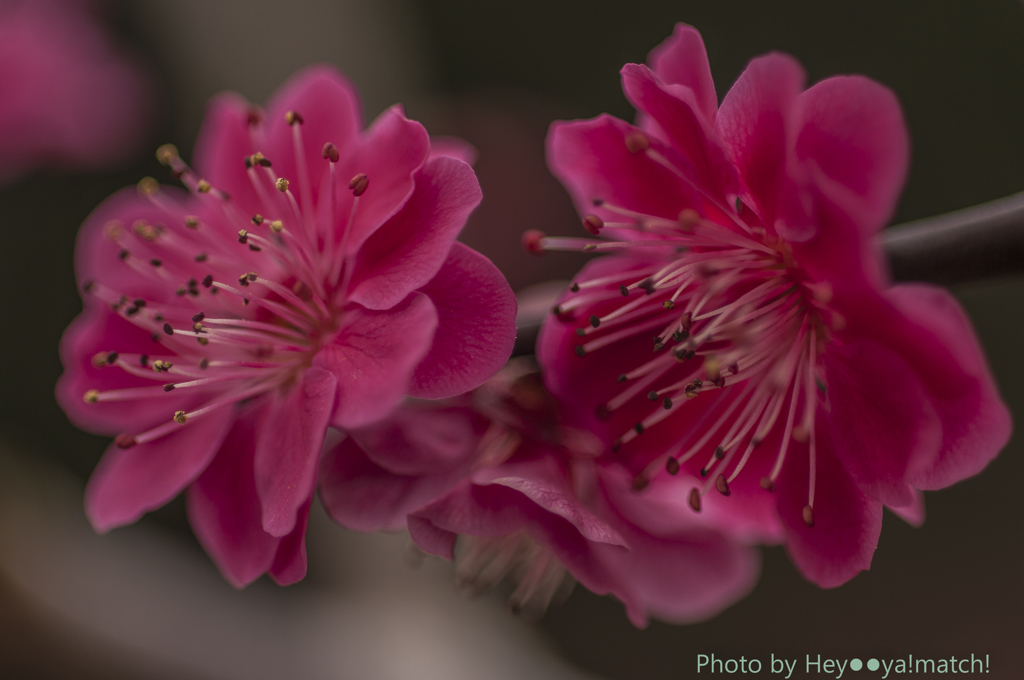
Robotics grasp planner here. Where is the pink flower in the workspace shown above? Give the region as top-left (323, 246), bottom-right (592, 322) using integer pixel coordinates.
top-left (56, 65), bottom-right (517, 587)
top-left (319, 360), bottom-right (760, 627)
top-left (0, 0), bottom-right (154, 183)
top-left (536, 24), bottom-right (1011, 587)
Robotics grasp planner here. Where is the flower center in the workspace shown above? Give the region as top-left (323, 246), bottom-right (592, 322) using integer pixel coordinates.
top-left (535, 196), bottom-right (837, 526)
top-left (82, 111), bottom-right (368, 448)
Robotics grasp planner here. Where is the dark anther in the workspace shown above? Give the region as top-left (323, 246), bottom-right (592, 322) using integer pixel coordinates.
top-left (714, 446), bottom-right (725, 460)
top-left (570, 283), bottom-right (580, 292)
top-left (638, 278), bottom-right (656, 295)
top-left (595, 404), bottom-right (610, 421)
top-left (118, 250), bottom-right (129, 260)
top-left (666, 458), bottom-right (680, 475)
top-left (688, 488), bottom-right (702, 513)
top-left (699, 467), bottom-right (708, 478)
top-left (162, 323), bottom-right (173, 336)
top-left (199, 358), bottom-right (209, 369)
top-left (322, 142), bottom-right (339, 162)
top-left (716, 474), bottom-right (731, 497)
top-left (633, 422), bottom-right (645, 435)
top-left (139, 355), bottom-right (148, 367)
top-left (632, 476), bottom-right (649, 492)
top-left (619, 285), bottom-right (629, 296)
top-left (589, 315), bottom-right (601, 328)
top-left (574, 346), bottom-right (586, 357)
top-left (662, 397), bottom-right (673, 410)
top-left (150, 259), bottom-right (162, 267)
top-left (163, 384), bottom-right (175, 392)
top-left (83, 281), bottom-right (95, 293)
top-left (249, 245), bottom-right (261, 252)
top-left (105, 352), bottom-right (119, 364)
top-left (647, 391), bottom-right (659, 401)
top-left (760, 477), bottom-right (775, 492)
top-left (195, 253), bottom-right (207, 262)
top-left (237, 230), bottom-right (248, 244)
top-left (591, 198), bottom-right (604, 207)
top-left (114, 434), bottom-right (136, 449)
top-left (192, 313), bottom-right (205, 323)
top-left (252, 214), bottom-right (264, 225)
top-left (575, 328), bottom-right (586, 337)
top-left (202, 275), bottom-right (213, 288)
top-left (349, 172), bottom-right (369, 196)
top-left (238, 274), bottom-right (249, 287)
top-left (133, 299), bottom-right (146, 307)
top-left (125, 307), bottom-right (140, 316)
top-left (617, 374), bottom-right (627, 383)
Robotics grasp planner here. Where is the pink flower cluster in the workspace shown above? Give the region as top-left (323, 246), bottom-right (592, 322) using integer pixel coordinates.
top-left (0, 0), bottom-right (153, 182)
top-left (55, 23), bottom-right (1010, 624)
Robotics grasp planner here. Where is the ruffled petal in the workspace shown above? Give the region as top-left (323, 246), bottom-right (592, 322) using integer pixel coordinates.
top-left (186, 403), bottom-right (280, 588)
top-left (824, 338), bottom-right (941, 507)
top-left (314, 293), bottom-right (438, 429)
top-left (776, 417), bottom-right (882, 588)
top-left (254, 367), bottom-right (336, 537)
top-left (408, 243), bottom-right (517, 399)
top-left (646, 23), bottom-right (718, 124)
top-left (796, 76), bottom-right (909, 236)
top-left (85, 401), bottom-right (236, 533)
top-left (347, 156), bottom-right (482, 310)
top-left (621, 63), bottom-right (736, 201)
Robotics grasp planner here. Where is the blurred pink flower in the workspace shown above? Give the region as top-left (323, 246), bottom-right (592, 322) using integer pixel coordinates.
top-left (319, 360), bottom-right (760, 627)
top-left (536, 24), bottom-right (1011, 587)
top-left (56, 65), bottom-right (516, 587)
top-left (0, 0), bottom-right (153, 182)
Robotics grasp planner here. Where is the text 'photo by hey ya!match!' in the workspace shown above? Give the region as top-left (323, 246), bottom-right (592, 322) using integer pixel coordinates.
top-left (0, 1), bottom-right (1022, 679)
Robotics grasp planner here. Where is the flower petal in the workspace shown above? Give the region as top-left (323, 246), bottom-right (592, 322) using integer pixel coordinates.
top-left (884, 284), bottom-right (1012, 489)
top-left (716, 53), bottom-right (806, 236)
top-left (85, 401), bottom-right (236, 533)
top-left (314, 293), bottom-right (438, 429)
top-left (408, 243), bottom-right (518, 399)
top-left (254, 367), bottom-right (337, 537)
top-left (887, 487), bottom-right (925, 528)
top-left (268, 496), bottom-right (313, 586)
top-left (186, 404), bottom-right (280, 588)
top-left (349, 402), bottom-right (481, 475)
top-left (646, 23), bottom-right (718, 124)
top-left (429, 136), bottom-right (478, 166)
top-left (319, 436), bottom-right (472, 533)
top-left (824, 338), bottom-right (941, 507)
top-left (776, 417), bottom-right (882, 588)
top-left (796, 76), bottom-right (909, 235)
top-left (347, 156), bottom-right (482, 310)
top-left (547, 115), bottom-right (702, 221)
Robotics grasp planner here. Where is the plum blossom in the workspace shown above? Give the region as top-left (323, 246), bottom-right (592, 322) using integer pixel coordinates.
top-left (535, 24), bottom-right (1011, 587)
top-left (319, 359), bottom-right (760, 627)
top-left (0, 0), bottom-right (154, 183)
top-left (56, 65), bottom-right (517, 586)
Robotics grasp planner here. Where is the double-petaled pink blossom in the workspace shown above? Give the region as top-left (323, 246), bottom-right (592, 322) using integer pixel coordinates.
top-left (56, 65), bottom-right (516, 587)
top-left (535, 24), bottom-right (1011, 587)
top-left (320, 360), bottom-right (760, 626)
top-left (0, 0), bottom-right (153, 182)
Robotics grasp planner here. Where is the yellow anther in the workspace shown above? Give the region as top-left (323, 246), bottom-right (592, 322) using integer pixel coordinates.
top-left (83, 389), bottom-right (100, 404)
top-left (173, 411), bottom-right (188, 424)
top-left (156, 144), bottom-right (179, 165)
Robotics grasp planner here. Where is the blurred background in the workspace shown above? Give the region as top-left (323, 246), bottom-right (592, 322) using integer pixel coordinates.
top-left (1, 0), bottom-right (1023, 677)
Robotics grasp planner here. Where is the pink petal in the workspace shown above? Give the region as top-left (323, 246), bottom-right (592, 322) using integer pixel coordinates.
top-left (347, 156), bottom-right (482, 310)
top-left (887, 488), bottom-right (925, 528)
top-left (350, 403), bottom-right (481, 475)
top-left (319, 437), bottom-right (472, 533)
top-left (192, 93), bottom-right (261, 218)
top-left (314, 293), bottom-right (438, 429)
top-left (429, 136), bottom-right (478, 166)
top-left (776, 417), bottom-right (882, 588)
top-left (589, 514), bottom-right (760, 627)
top-left (796, 76), bottom-right (909, 236)
top-left (716, 53), bottom-right (806, 237)
top-left (264, 64), bottom-right (363, 209)
top-left (408, 243), bottom-right (518, 399)
top-left (885, 284), bottom-right (1012, 489)
top-left (824, 338), bottom-right (941, 507)
top-left (407, 514), bottom-right (458, 559)
top-left (547, 115), bottom-right (702, 221)
top-left (621, 63), bottom-right (736, 201)
top-left (646, 23), bottom-right (718, 124)
top-left (85, 402), bottom-right (236, 533)
top-left (269, 496), bottom-right (313, 585)
top-left (254, 367), bottom-right (337, 537)
top-left (473, 454), bottom-right (626, 547)
top-left (328, 106), bottom-right (431, 253)
top-left (186, 404), bottom-right (280, 588)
